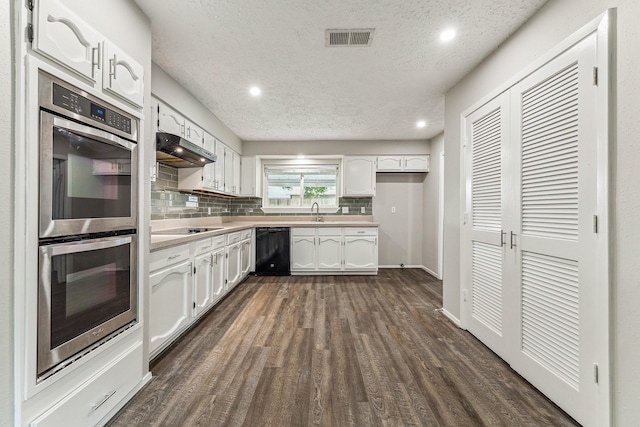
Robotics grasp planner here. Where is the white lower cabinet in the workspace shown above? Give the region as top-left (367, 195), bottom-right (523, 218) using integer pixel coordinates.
top-left (226, 242), bottom-right (242, 291)
top-left (211, 248), bottom-right (226, 303)
top-left (149, 230), bottom-right (253, 358)
top-left (291, 227), bottom-right (378, 274)
top-left (291, 229), bottom-right (316, 270)
top-left (317, 229), bottom-right (343, 270)
top-left (344, 236), bottom-right (378, 270)
top-left (149, 253), bottom-right (192, 356)
top-left (30, 343), bottom-right (143, 427)
top-left (240, 240), bottom-right (252, 276)
top-left (193, 252), bottom-right (213, 318)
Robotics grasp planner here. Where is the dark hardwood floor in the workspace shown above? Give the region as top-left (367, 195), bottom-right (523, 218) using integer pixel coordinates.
top-left (108, 269), bottom-right (579, 426)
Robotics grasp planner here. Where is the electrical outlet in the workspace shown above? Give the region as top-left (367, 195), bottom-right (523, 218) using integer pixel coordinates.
top-left (342, 207), bottom-right (349, 214)
top-left (391, 207), bottom-right (396, 214)
top-left (361, 206), bottom-right (365, 214)
top-left (208, 207), bottom-right (211, 215)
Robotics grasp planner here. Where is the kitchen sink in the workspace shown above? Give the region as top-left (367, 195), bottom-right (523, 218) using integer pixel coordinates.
top-left (152, 227), bottom-right (223, 235)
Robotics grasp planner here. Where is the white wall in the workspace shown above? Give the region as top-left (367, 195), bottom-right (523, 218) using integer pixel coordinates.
top-left (151, 63), bottom-right (242, 153)
top-left (373, 174), bottom-right (425, 266)
top-left (423, 132), bottom-right (443, 276)
top-left (1, 1), bottom-right (12, 424)
top-left (443, 0), bottom-right (640, 423)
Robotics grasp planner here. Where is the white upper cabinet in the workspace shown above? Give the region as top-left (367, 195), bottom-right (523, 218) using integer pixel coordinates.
top-left (376, 155), bottom-right (430, 172)
top-left (156, 98), bottom-right (185, 136)
top-left (184, 118), bottom-right (204, 146)
top-left (214, 139), bottom-right (226, 192)
top-left (33, 0), bottom-right (102, 82)
top-left (33, 0), bottom-right (144, 107)
top-left (102, 41), bottom-right (144, 107)
top-left (343, 156), bottom-right (376, 197)
top-left (376, 156), bottom-right (402, 171)
top-left (232, 152), bottom-right (241, 195)
top-left (403, 156), bottom-right (430, 172)
top-left (202, 133), bottom-right (216, 189)
top-left (240, 156), bottom-right (258, 197)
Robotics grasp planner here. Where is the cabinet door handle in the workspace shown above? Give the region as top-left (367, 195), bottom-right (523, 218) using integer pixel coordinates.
top-left (109, 54), bottom-right (117, 80)
top-left (92, 390), bottom-right (116, 412)
top-left (510, 231), bottom-right (516, 249)
top-left (500, 230), bottom-right (506, 247)
top-left (91, 46), bottom-right (101, 76)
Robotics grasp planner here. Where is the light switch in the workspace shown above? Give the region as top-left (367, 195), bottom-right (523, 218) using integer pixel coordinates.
top-left (361, 206), bottom-right (365, 214)
top-left (392, 207), bottom-right (396, 214)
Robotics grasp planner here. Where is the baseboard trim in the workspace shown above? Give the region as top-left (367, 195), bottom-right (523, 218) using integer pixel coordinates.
top-left (379, 264), bottom-right (424, 269)
top-left (420, 266), bottom-right (442, 280)
top-left (379, 265), bottom-right (442, 280)
top-left (439, 308), bottom-right (461, 328)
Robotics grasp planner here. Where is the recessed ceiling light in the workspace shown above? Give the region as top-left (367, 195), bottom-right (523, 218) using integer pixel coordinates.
top-left (417, 120), bottom-right (427, 128)
top-left (249, 86), bottom-right (261, 96)
top-left (440, 28), bottom-right (456, 42)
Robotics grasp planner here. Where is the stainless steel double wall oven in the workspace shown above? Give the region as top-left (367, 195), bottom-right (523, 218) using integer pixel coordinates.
top-left (37, 71), bottom-right (139, 378)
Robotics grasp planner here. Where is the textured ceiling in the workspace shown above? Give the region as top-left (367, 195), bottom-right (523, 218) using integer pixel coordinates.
top-left (134, 0), bottom-right (547, 141)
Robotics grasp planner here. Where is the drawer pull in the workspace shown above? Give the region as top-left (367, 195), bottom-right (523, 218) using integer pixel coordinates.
top-left (201, 246), bottom-right (211, 251)
top-left (358, 231), bottom-right (365, 233)
top-left (91, 390), bottom-right (116, 412)
top-left (167, 254), bottom-right (181, 260)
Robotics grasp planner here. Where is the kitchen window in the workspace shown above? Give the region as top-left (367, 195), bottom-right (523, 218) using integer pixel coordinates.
top-left (262, 161), bottom-right (340, 212)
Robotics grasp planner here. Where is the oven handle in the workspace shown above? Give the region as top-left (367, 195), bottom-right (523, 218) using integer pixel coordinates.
top-left (52, 115), bottom-right (136, 151)
top-left (44, 235), bottom-right (133, 257)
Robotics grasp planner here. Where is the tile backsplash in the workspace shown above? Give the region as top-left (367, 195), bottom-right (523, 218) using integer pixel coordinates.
top-left (151, 164), bottom-right (372, 220)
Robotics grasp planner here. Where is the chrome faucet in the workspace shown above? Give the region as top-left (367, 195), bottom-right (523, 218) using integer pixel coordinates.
top-left (311, 202), bottom-right (321, 222)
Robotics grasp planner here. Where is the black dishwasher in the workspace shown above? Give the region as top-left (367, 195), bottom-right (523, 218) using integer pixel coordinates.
top-left (255, 227), bottom-right (291, 276)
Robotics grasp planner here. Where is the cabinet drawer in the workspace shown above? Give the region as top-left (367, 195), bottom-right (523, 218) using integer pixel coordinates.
top-left (211, 235), bottom-right (226, 250)
top-left (317, 227), bottom-right (342, 236)
top-left (192, 237), bottom-right (213, 256)
top-left (31, 342), bottom-right (143, 427)
top-left (150, 244), bottom-right (190, 272)
top-left (344, 227), bottom-right (378, 236)
top-left (227, 231), bottom-right (242, 245)
top-left (240, 228), bottom-right (253, 241)
top-left (292, 228), bottom-right (316, 237)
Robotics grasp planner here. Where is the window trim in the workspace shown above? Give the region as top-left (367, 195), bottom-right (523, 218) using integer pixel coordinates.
top-left (261, 158), bottom-right (341, 214)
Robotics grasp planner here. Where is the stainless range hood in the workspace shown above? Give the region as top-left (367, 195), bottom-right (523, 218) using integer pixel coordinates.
top-left (156, 132), bottom-right (217, 168)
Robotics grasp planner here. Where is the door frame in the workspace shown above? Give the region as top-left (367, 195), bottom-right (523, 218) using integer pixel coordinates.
top-left (458, 10), bottom-right (613, 426)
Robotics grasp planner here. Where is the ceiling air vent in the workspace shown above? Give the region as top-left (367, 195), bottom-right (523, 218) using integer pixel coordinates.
top-left (326, 29), bottom-right (374, 47)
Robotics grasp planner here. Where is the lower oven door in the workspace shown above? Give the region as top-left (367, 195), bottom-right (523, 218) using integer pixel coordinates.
top-left (38, 234), bottom-right (137, 377)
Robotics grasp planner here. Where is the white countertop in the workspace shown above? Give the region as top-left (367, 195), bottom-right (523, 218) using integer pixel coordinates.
top-left (150, 219), bottom-right (378, 251)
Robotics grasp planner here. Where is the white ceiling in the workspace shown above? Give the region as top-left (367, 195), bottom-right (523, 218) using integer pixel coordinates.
top-left (135, 0), bottom-right (547, 141)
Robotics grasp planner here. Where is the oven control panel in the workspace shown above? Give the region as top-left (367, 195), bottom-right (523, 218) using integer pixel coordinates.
top-left (52, 83), bottom-right (133, 136)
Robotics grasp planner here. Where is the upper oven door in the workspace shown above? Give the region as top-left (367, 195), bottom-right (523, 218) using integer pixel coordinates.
top-left (39, 111), bottom-right (138, 238)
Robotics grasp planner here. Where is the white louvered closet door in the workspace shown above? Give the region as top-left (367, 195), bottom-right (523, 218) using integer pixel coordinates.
top-left (509, 33), bottom-right (598, 426)
top-left (462, 93), bottom-right (515, 361)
